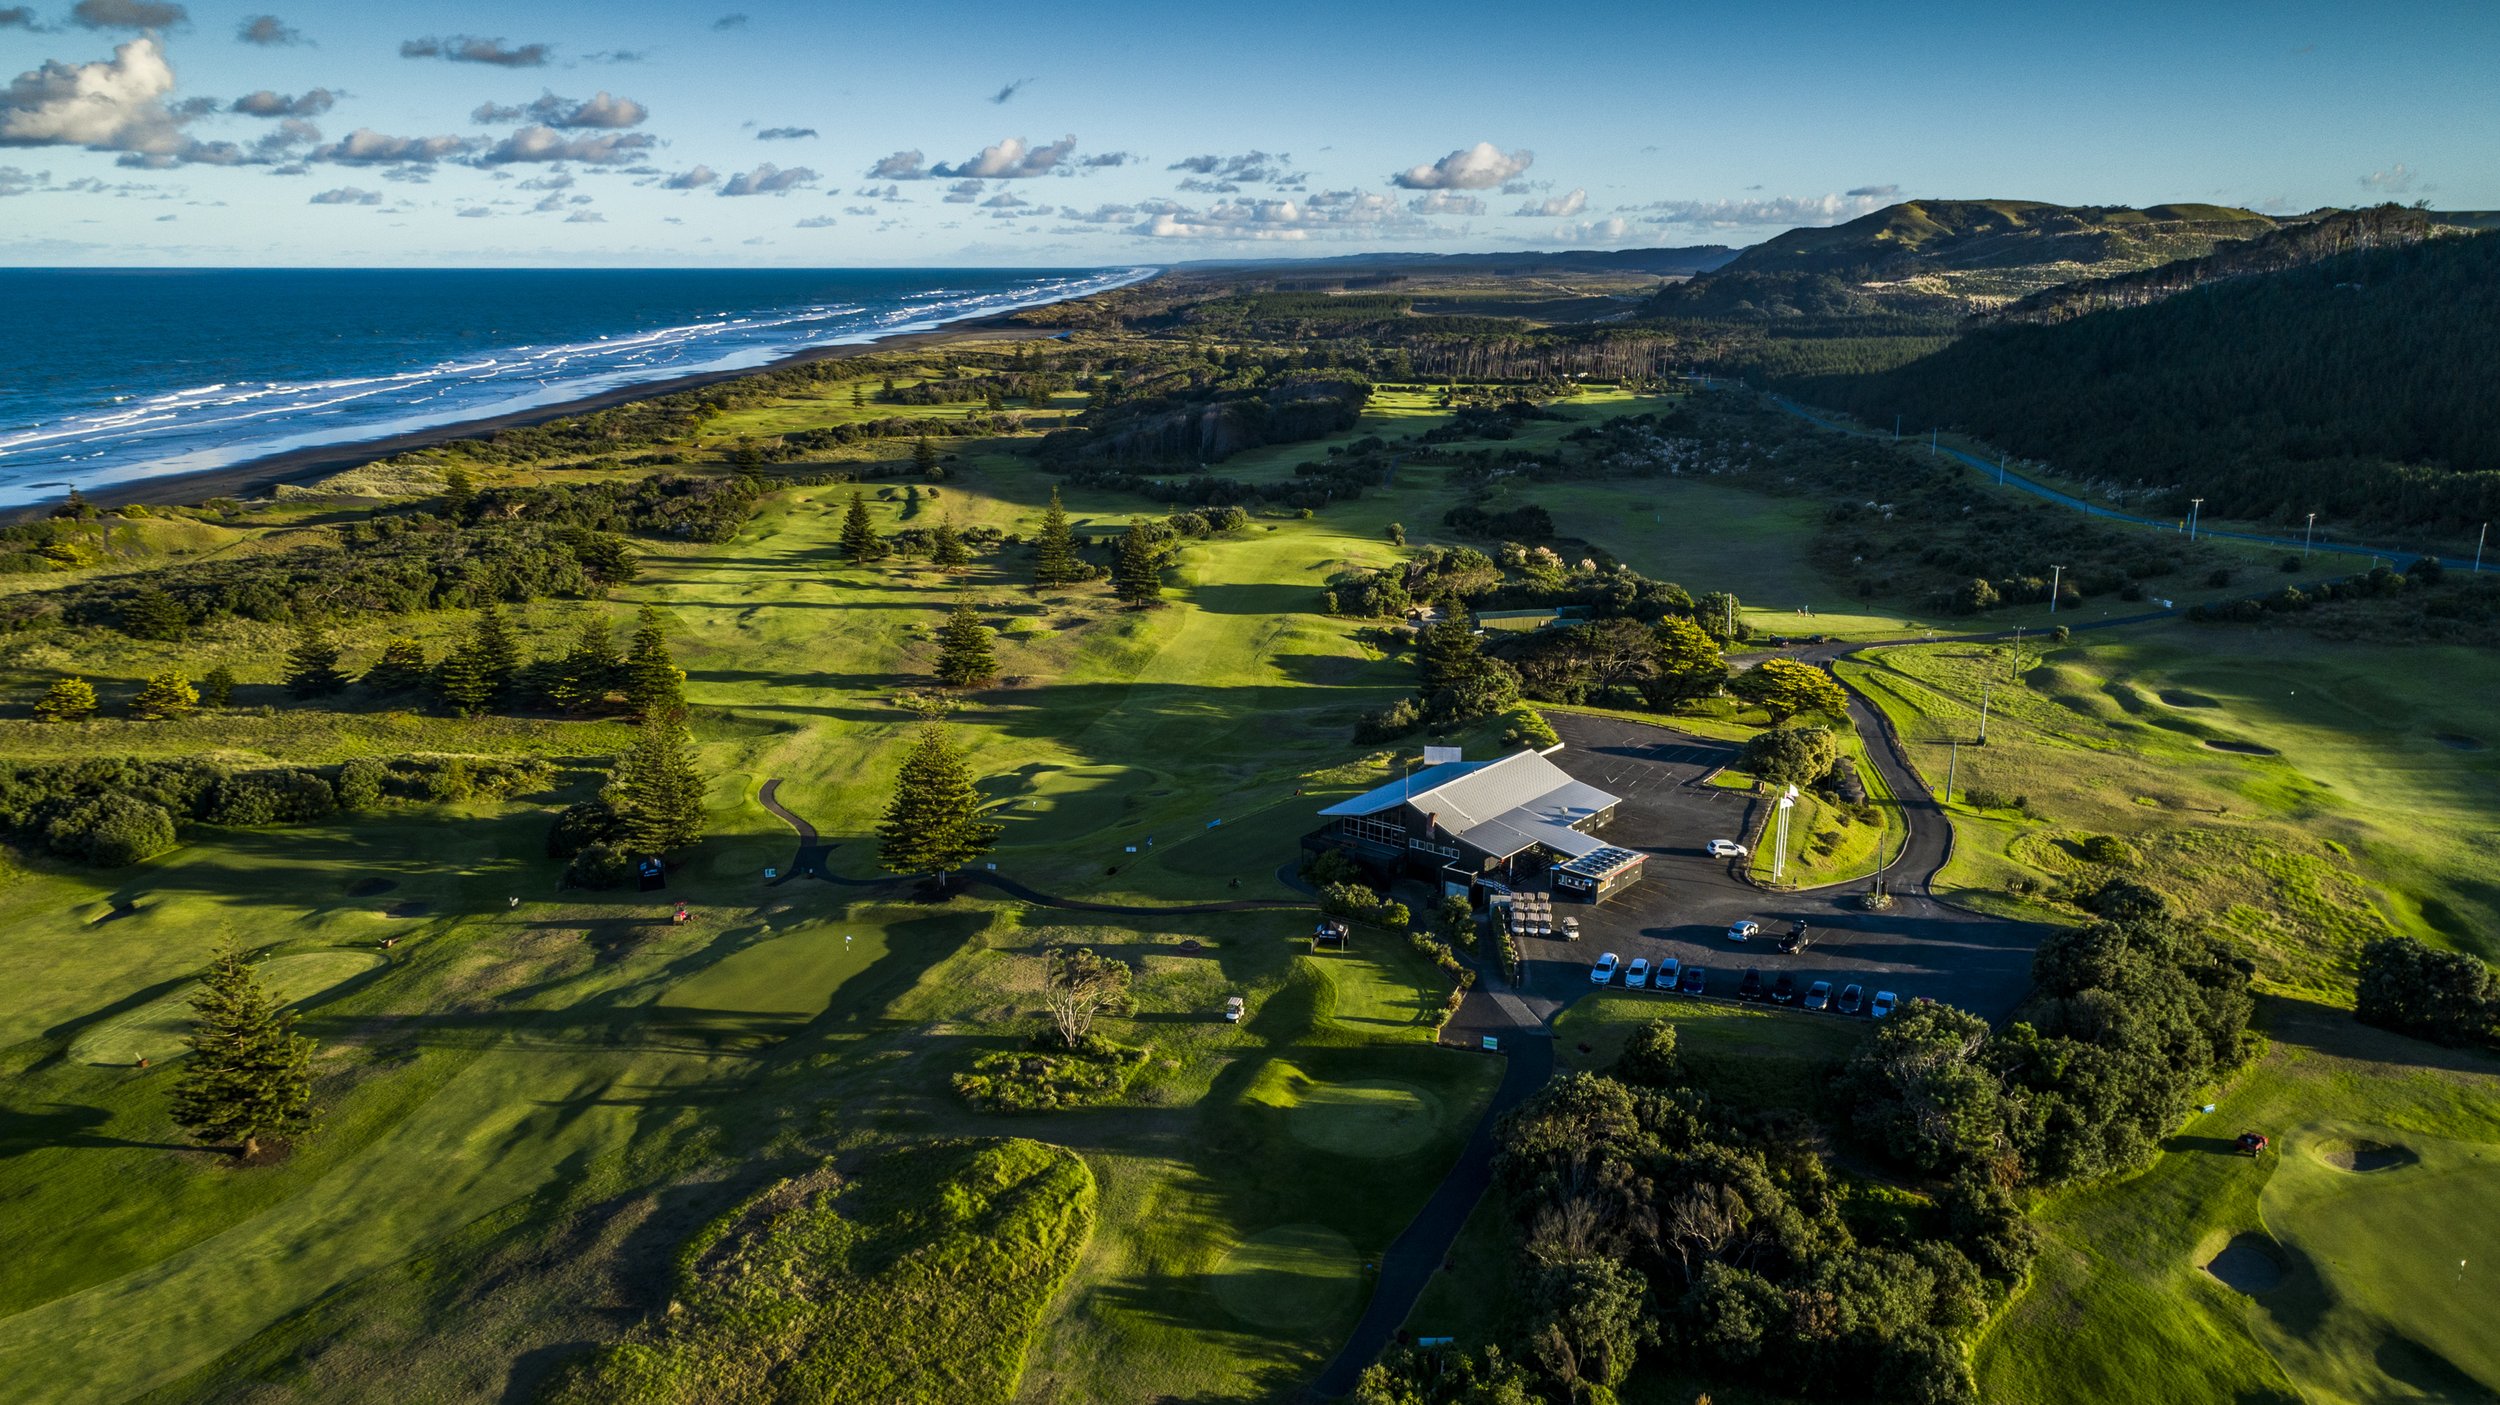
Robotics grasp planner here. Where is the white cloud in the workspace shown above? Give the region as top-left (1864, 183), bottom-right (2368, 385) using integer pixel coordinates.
top-left (2359, 162), bottom-right (2420, 194)
top-left (563, 209), bottom-right (603, 223)
top-left (1391, 141), bottom-right (1532, 190)
top-left (235, 14), bottom-right (300, 45)
top-left (480, 125), bottom-right (654, 165)
top-left (1409, 189), bottom-right (1483, 216)
top-left (312, 127), bottom-right (475, 165)
top-left (231, 86), bottom-right (333, 117)
top-left (661, 163), bottom-right (717, 189)
top-left (307, 185), bottom-right (379, 204)
top-left (942, 178), bottom-right (982, 203)
top-left (932, 134), bottom-right (1076, 179)
top-left (475, 90), bottom-right (647, 129)
top-left (400, 35), bottom-right (550, 67)
top-left (866, 149), bottom-right (925, 180)
top-left (1512, 186), bottom-right (1586, 217)
top-left (796, 214), bottom-right (836, 227)
top-left (718, 161), bottom-right (815, 195)
top-left (755, 125), bottom-right (815, 140)
top-left (0, 36), bottom-right (184, 155)
top-left (1133, 188), bottom-right (1424, 242)
top-left (1628, 191), bottom-right (1895, 229)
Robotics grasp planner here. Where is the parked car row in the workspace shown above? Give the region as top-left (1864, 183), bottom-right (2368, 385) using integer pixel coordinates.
top-left (1593, 947), bottom-right (1904, 1015)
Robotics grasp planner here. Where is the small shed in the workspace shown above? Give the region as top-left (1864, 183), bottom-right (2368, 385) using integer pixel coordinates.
top-left (1552, 846), bottom-right (1647, 904)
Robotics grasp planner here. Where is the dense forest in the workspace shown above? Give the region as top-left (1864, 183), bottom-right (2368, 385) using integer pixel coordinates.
top-left (1788, 232), bottom-right (2500, 530)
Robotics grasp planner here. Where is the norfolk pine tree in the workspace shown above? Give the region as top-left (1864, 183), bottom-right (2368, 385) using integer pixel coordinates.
top-left (551, 615), bottom-right (622, 713)
top-left (282, 623), bottom-right (348, 698)
top-left (363, 638), bottom-right (429, 695)
top-left (469, 603), bottom-right (521, 701)
top-left (930, 521), bottom-right (972, 572)
top-left (839, 490), bottom-right (886, 562)
top-left (935, 602), bottom-right (997, 688)
top-left (1113, 520), bottom-right (1163, 606)
top-left (1031, 486), bottom-right (1082, 586)
top-left (624, 605), bottom-right (686, 719)
top-left (169, 941), bottom-right (316, 1161)
top-left (199, 664), bottom-right (237, 707)
top-left (611, 712), bottom-right (705, 856)
top-left (876, 723), bottom-right (1001, 889)
top-left (431, 642), bottom-right (496, 717)
top-left (912, 435), bottom-right (940, 474)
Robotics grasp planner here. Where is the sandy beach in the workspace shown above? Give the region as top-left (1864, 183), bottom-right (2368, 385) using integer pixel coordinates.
top-left (16, 315), bottom-right (1081, 520)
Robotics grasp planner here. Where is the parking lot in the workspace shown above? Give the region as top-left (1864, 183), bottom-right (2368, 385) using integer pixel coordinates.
top-left (1494, 712), bottom-right (2048, 1027)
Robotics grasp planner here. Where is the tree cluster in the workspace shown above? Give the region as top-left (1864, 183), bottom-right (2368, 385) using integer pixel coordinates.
top-left (2355, 935), bottom-right (2499, 1048)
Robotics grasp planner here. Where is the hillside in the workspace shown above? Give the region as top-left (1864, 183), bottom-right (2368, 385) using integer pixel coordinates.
top-left (1790, 230), bottom-right (2500, 530)
top-left (1652, 198), bottom-right (2281, 318)
top-left (1993, 204), bottom-right (2460, 325)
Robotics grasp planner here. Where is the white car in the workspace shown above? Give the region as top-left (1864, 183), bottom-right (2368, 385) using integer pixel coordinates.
top-left (1870, 990), bottom-right (1898, 1019)
top-left (1706, 839), bottom-right (1748, 858)
top-left (1655, 957), bottom-right (1682, 990)
top-left (1726, 920), bottom-right (1760, 943)
top-left (1591, 952), bottom-right (1620, 984)
top-left (1625, 957), bottom-right (1650, 989)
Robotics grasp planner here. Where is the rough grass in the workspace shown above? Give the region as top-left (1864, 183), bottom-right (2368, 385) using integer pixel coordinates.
top-left (544, 1138), bottom-right (1094, 1405)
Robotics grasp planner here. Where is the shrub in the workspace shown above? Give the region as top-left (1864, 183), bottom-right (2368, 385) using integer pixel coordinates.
top-left (31, 676), bottom-right (97, 722)
top-left (1741, 725), bottom-right (1840, 787)
top-left (1354, 696), bottom-right (1422, 743)
top-left (44, 792), bottom-right (178, 867)
top-left (563, 841), bottom-right (634, 889)
top-left (1501, 705), bottom-right (1560, 750)
top-left (203, 769), bottom-right (337, 826)
top-left (2077, 834), bottom-right (2136, 866)
top-left (953, 1036), bottom-right (1152, 1113)
top-left (1299, 847), bottom-right (1363, 888)
top-left (335, 758), bottom-right (385, 811)
top-left (2355, 935), bottom-right (2499, 1047)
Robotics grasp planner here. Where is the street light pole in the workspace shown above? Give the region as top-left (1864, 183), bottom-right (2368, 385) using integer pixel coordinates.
top-left (1945, 740), bottom-right (1958, 806)
top-left (1978, 681), bottom-right (1990, 745)
top-left (2304, 512), bottom-right (2316, 563)
top-left (2048, 564), bottom-right (2064, 614)
top-left (1772, 785), bottom-right (1797, 885)
top-left (2189, 498), bottom-right (2205, 542)
top-left (2009, 626), bottom-right (2024, 681)
top-left (2478, 522), bottom-right (2489, 575)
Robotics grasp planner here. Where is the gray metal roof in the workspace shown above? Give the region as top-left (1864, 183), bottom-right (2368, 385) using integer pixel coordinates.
top-left (1323, 750), bottom-right (1620, 860)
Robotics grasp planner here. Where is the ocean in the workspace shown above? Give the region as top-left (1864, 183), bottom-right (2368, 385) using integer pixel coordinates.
top-left (0, 266), bottom-right (1153, 508)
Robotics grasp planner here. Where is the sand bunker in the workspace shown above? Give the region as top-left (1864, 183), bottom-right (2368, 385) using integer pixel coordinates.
top-left (2204, 1232), bottom-right (2285, 1294)
top-left (2312, 1137), bottom-right (2419, 1173)
top-left (2204, 738), bottom-right (2279, 756)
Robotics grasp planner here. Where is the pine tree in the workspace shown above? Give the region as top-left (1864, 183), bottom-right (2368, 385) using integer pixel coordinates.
top-left (199, 665), bottom-right (237, 707)
top-left (282, 624), bottom-right (348, 698)
top-left (169, 942), bottom-right (316, 1160)
top-left (983, 382), bottom-right (1004, 411)
top-left (1113, 520), bottom-right (1163, 607)
top-left (363, 638), bottom-right (429, 694)
top-left (935, 602), bottom-right (997, 689)
top-left (611, 712), bottom-right (705, 856)
top-left (119, 586), bottom-right (187, 642)
top-left (624, 605), bottom-right (686, 719)
top-left (930, 522), bottom-right (971, 572)
top-left (551, 615), bottom-right (622, 713)
top-left (441, 465), bottom-right (476, 519)
top-left (850, 384), bottom-right (865, 408)
top-left (839, 489), bottom-right (885, 562)
top-left (469, 604), bottom-right (520, 702)
top-left (129, 669), bottom-right (199, 720)
top-left (876, 723), bottom-right (1001, 889)
top-left (912, 436), bottom-right (940, 474)
top-left (431, 643), bottom-right (495, 717)
top-left (32, 676), bottom-right (97, 722)
top-left (1032, 486), bottom-right (1082, 586)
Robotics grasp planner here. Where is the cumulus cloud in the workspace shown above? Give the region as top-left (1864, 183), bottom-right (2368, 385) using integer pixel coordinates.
top-left (235, 13), bottom-right (300, 44)
top-left (481, 125), bottom-right (654, 165)
top-left (564, 209), bottom-right (603, 222)
top-left (866, 149), bottom-right (925, 180)
top-left (981, 190), bottom-right (1028, 208)
top-left (1513, 186), bottom-right (1586, 217)
top-left (455, 205), bottom-right (491, 217)
top-left (471, 90), bottom-right (647, 129)
top-left (1629, 192), bottom-right (1893, 228)
top-left (1080, 150), bottom-right (1133, 168)
top-left (0, 7), bottom-right (42, 29)
top-left (755, 125), bottom-right (815, 140)
top-left (1845, 183), bottom-right (1900, 199)
top-left (796, 214), bottom-right (836, 227)
top-left (1132, 188), bottom-right (1422, 241)
top-left (942, 178), bottom-right (981, 203)
top-left (0, 164), bottom-right (45, 194)
top-left (718, 161), bottom-right (813, 195)
top-left (711, 12), bottom-right (748, 28)
top-left (931, 134), bottom-right (1076, 179)
top-left (401, 35), bottom-right (550, 67)
top-left (312, 127), bottom-right (474, 165)
top-left (991, 78), bottom-right (1027, 104)
top-left (2359, 162), bottom-right (2420, 193)
top-left (842, 203), bottom-right (876, 215)
top-left (72, 0), bottom-right (185, 30)
top-left (0, 35), bottom-right (192, 156)
top-left (661, 163), bottom-right (717, 189)
top-left (1409, 190), bottom-right (1483, 216)
top-left (231, 87), bottom-right (334, 117)
top-left (1391, 141), bottom-right (1531, 190)
top-left (308, 185), bottom-right (379, 204)
top-left (1167, 150), bottom-right (1301, 194)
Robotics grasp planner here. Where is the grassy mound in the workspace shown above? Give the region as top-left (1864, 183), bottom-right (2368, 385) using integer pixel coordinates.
top-left (1205, 1224), bottom-right (1362, 1330)
top-left (1282, 1077), bottom-right (1444, 1159)
top-left (68, 949), bottom-right (383, 1066)
top-left (953, 1038), bottom-right (1151, 1113)
top-left (544, 1138), bottom-right (1094, 1405)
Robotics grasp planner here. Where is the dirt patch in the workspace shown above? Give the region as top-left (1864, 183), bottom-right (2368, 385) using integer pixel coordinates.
top-left (383, 900), bottom-right (430, 919)
top-left (2160, 689), bottom-right (2222, 708)
top-left (2312, 1137), bottom-right (2419, 1173)
top-left (347, 877), bottom-right (399, 897)
top-left (2435, 733), bottom-right (2486, 751)
top-left (2204, 738), bottom-right (2279, 756)
top-left (2204, 1232), bottom-right (2285, 1294)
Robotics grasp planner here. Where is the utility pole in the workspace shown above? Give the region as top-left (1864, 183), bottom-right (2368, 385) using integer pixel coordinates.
top-left (1945, 740), bottom-right (1958, 806)
top-left (2477, 522), bottom-right (2489, 574)
top-left (2304, 512), bottom-right (2317, 563)
top-left (1998, 453), bottom-right (2007, 485)
top-left (1978, 680), bottom-right (1990, 745)
top-left (1772, 786), bottom-right (1798, 885)
top-left (2009, 626), bottom-right (2024, 681)
top-left (1930, 428), bottom-right (1938, 457)
top-left (1894, 414), bottom-right (1901, 441)
top-left (2188, 498), bottom-right (2205, 542)
top-left (2048, 564), bottom-right (2065, 614)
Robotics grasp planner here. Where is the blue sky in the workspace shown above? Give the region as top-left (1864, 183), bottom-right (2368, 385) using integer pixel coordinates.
top-left (3, 0), bottom-right (2493, 266)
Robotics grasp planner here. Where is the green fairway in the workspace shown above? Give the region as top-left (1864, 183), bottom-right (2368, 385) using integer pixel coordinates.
top-left (1207, 1223), bottom-right (1365, 1331)
top-left (67, 949), bottom-right (384, 1066)
top-left (1978, 1000), bottom-right (2500, 1404)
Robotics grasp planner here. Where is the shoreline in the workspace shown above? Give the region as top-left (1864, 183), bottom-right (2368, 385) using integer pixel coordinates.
top-left (26, 315), bottom-right (1076, 519)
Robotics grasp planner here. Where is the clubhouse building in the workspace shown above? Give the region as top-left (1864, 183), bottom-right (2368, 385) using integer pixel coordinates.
top-left (1303, 748), bottom-right (1646, 903)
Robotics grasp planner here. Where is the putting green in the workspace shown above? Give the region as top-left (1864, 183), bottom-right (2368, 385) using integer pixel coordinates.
top-left (1206, 1224), bottom-right (1362, 1330)
top-left (1287, 1079), bottom-right (1444, 1158)
top-left (2258, 1124), bottom-right (2500, 1395)
top-left (68, 950), bottom-right (385, 1067)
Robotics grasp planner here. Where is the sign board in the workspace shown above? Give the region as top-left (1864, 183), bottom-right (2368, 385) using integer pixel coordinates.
top-left (763, 867), bottom-right (778, 880)
top-left (1124, 846), bottom-right (1137, 854)
top-left (1422, 745), bottom-right (1463, 765)
top-left (1480, 1035), bottom-right (1501, 1052)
